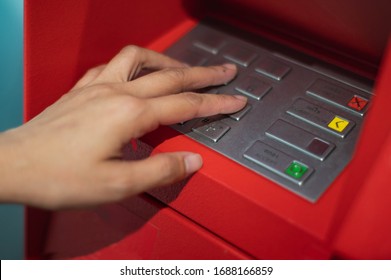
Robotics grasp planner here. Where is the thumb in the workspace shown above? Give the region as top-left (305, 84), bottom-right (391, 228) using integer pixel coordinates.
top-left (106, 151), bottom-right (203, 199)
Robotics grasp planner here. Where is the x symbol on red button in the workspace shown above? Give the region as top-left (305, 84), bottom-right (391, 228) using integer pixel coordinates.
top-left (348, 96), bottom-right (368, 111)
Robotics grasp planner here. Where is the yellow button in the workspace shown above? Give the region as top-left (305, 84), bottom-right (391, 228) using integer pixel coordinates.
top-left (328, 116), bottom-right (349, 132)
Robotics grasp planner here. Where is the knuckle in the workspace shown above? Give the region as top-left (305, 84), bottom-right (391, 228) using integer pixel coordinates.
top-left (120, 95), bottom-right (145, 110)
top-left (57, 92), bottom-right (73, 102)
top-left (85, 66), bottom-right (101, 77)
top-left (182, 92), bottom-right (204, 108)
top-left (106, 96), bottom-right (148, 127)
top-left (212, 94), bottom-right (226, 111)
top-left (87, 84), bottom-right (115, 98)
top-left (162, 68), bottom-right (187, 90)
top-left (121, 45), bottom-right (141, 58)
top-left (69, 84), bottom-right (118, 106)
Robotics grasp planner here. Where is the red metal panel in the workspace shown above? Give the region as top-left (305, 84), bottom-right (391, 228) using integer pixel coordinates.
top-left (43, 195), bottom-right (249, 259)
top-left (332, 41), bottom-right (391, 259)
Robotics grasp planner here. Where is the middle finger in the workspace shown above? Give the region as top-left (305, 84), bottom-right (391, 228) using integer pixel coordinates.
top-left (124, 64), bottom-right (237, 98)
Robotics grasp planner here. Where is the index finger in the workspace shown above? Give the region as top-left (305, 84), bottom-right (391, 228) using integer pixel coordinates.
top-left (134, 93), bottom-right (247, 138)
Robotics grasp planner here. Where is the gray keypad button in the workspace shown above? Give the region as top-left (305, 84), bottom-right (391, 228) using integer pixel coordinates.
top-left (266, 120), bottom-right (335, 161)
top-left (287, 98), bottom-right (355, 138)
top-left (222, 44), bottom-right (258, 67)
top-left (235, 76), bottom-right (272, 100)
top-left (306, 138), bottom-right (332, 159)
top-left (255, 58), bottom-right (291, 81)
top-left (192, 120), bottom-right (230, 142)
top-left (243, 141), bottom-right (313, 186)
top-left (175, 49), bottom-right (209, 66)
top-left (229, 104), bottom-right (252, 121)
top-left (306, 79), bottom-right (370, 116)
top-left (193, 35), bottom-right (226, 54)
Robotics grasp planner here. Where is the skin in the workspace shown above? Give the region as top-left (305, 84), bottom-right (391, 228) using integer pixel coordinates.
top-left (0, 45), bottom-right (247, 210)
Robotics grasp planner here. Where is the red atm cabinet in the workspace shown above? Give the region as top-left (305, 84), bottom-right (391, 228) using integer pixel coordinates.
top-left (24, 0), bottom-right (391, 259)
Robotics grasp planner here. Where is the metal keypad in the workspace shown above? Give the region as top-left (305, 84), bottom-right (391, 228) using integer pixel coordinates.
top-left (165, 21), bottom-right (373, 202)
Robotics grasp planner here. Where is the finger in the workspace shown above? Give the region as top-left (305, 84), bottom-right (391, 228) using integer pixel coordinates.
top-left (104, 152), bottom-right (203, 198)
top-left (125, 63), bottom-right (237, 98)
top-left (94, 45), bottom-right (187, 83)
top-left (71, 64), bottom-right (106, 90)
top-left (129, 93), bottom-right (247, 138)
top-left (150, 92), bottom-right (247, 124)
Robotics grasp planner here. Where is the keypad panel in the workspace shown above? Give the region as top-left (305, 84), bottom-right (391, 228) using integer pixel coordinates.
top-left (165, 21), bottom-right (373, 202)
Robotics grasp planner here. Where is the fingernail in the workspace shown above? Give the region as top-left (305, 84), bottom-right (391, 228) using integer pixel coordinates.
top-left (222, 63), bottom-right (237, 71)
top-left (233, 95), bottom-right (248, 102)
top-left (184, 153), bottom-right (203, 174)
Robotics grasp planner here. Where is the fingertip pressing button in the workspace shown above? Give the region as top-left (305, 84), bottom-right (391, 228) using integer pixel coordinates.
top-left (229, 104), bottom-right (252, 121)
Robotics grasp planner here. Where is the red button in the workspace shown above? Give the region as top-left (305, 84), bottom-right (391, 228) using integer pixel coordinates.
top-left (347, 96), bottom-right (368, 111)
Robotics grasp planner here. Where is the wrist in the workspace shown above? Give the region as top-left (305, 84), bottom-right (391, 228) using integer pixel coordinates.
top-left (0, 128), bottom-right (29, 204)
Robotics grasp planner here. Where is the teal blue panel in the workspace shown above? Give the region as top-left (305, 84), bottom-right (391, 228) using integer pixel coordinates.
top-left (0, 0), bottom-right (24, 259)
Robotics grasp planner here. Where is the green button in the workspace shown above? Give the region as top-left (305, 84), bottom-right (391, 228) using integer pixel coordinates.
top-left (285, 161), bottom-right (308, 179)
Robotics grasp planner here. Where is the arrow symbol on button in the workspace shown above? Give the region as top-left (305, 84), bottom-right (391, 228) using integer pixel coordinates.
top-left (335, 120), bottom-right (345, 129)
top-left (328, 116), bottom-right (350, 132)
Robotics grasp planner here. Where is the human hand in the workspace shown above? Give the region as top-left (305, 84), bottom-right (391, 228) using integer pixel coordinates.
top-left (0, 45), bottom-right (246, 209)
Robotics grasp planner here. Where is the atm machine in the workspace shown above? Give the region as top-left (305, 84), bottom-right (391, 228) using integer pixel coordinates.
top-left (25, 0), bottom-right (391, 259)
